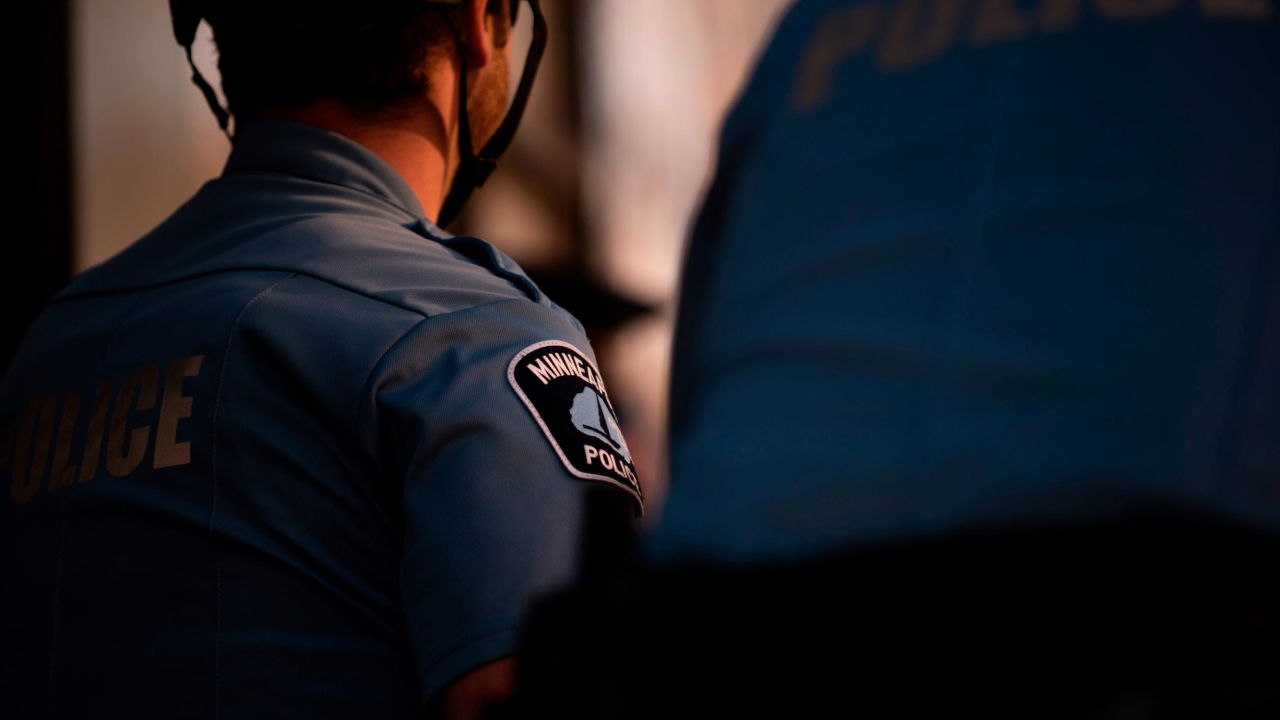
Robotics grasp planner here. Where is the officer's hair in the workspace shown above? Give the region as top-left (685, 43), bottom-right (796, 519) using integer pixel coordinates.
top-left (206, 1), bottom-right (509, 121)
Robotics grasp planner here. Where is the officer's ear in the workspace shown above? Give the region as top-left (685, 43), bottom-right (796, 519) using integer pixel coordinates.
top-left (459, 0), bottom-right (506, 69)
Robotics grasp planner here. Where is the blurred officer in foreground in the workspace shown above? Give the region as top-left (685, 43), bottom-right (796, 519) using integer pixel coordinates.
top-left (516, 0), bottom-right (1279, 717)
top-left (0, 1), bottom-right (643, 718)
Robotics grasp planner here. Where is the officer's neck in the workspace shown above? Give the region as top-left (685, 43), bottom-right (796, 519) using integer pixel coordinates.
top-left (260, 94), bottom-right (458, 223)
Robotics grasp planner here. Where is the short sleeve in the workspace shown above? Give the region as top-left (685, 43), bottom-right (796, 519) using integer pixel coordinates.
top-left (364, 298), bottom-right (641, 705)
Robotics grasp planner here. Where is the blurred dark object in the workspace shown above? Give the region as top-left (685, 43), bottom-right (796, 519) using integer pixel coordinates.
top-left (507, 511), bottom-right (1280, 719)
top-left (3, 0), bottom-right (73, 378)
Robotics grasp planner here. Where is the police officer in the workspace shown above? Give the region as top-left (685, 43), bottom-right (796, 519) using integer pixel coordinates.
top-left (0, 1), bottom-right (641, 718)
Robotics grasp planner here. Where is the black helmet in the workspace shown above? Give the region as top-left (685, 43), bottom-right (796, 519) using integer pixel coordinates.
top-left (168, 0), bottom-right (546, 227)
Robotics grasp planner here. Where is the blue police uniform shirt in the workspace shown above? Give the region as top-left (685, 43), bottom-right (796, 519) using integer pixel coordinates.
top-left (647, 0), bottom-right (1279, 566)
top-left (0, 117), bottom-right (641, 717)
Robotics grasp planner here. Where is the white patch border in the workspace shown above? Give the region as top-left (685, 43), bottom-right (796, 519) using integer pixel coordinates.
top-left (507, 340), bottom-right (644, 514)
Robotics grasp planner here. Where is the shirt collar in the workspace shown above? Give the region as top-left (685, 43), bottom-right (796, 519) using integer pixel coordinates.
top-left (221, 117), bottom-right (428, 222)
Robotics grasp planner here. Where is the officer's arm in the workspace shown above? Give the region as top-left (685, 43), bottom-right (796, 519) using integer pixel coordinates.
top-left (368, 299), bottom-right (641, 716)
top-left (426, 656), bottom-right (516, 720)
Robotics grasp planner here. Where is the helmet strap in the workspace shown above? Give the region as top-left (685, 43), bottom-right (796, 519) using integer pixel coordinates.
top-left (435, 0), bottom-right (545, 227)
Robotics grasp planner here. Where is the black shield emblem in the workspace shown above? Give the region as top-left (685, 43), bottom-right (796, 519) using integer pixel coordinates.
top-left (508, 341), bottom-right (643, 514)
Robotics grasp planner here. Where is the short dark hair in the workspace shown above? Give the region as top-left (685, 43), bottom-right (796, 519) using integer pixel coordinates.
top-left (206, 1), bottom-right (460, 121)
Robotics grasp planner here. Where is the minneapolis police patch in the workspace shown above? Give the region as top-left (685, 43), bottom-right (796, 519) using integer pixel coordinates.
top-left (508, 340), bottom-right (643, 514)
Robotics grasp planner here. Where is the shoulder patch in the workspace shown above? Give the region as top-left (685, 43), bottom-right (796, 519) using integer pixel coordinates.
top-left (508, 341), bottom-right (643, 515)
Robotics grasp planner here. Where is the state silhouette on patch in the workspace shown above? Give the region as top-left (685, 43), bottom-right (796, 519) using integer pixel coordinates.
top-left (508, 340), bottom-right (643, 514)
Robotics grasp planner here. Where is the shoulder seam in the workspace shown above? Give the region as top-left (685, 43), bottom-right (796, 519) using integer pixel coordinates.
top-left (208, 271), bottom-right (297, 720)
top-left (353, 297), bottom-right (574, 446)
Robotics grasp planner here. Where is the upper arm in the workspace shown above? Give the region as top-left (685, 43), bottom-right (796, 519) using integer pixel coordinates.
top-left (366, 299), bottom-right (642, 707)
top-left (424, 656), bottom-right (517, 720)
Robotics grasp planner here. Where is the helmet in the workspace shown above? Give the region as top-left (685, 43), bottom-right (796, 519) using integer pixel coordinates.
top-left (167, 0), bottom-right (546, 227)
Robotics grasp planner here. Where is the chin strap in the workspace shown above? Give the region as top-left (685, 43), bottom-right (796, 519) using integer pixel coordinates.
top-left (435, 0), bottom-right (546, 228)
